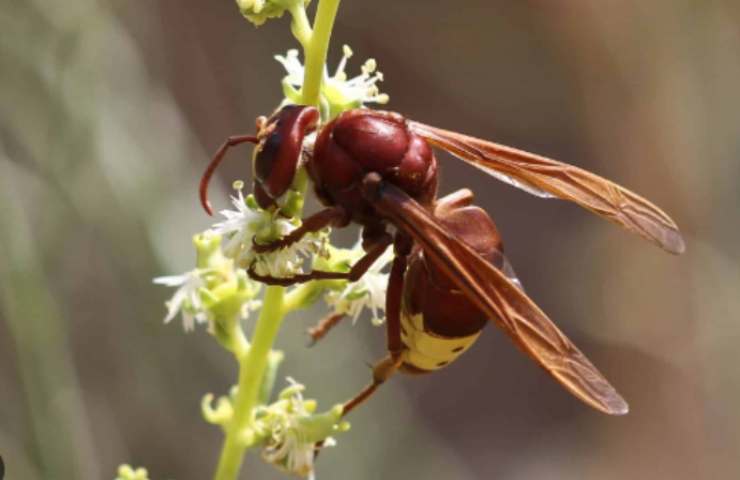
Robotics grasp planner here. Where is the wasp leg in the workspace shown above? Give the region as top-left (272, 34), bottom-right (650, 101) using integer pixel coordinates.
top-left (341, 239), bottom-right (409, 417)
top-left (341, 354), bottom-right (402, 416)
top-left (307, 313), bottom-right (346, 346)
top-left (252, 206), bottom-right (350, 254)
top-left (200, 134), bottom-right (259, 215)
top-left (248, 233), bottom-right (393, 286)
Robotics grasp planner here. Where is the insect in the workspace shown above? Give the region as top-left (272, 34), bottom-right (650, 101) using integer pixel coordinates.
top-left (200, 105), bottom-right (685, 416)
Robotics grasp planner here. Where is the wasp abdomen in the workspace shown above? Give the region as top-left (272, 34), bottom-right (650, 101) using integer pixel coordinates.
top-left (397, 201), bottom-right (508, 373)
top-left (400, 312), bottom-right (482, 373)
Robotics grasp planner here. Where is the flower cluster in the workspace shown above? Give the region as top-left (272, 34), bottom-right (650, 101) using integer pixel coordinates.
top-left (277, 45), bottom-right (389, 118)
top-left (148, 2), bottom-right (396, 478)
top-left (203, 378), bottom-right (348, 479)
top-left (153, 231), bottom-right (262, 334)
top-left (154, 182), bottom-right (393, 335)
top-left (255, 379), bottom-right (348, 478)
top-left (210, 182), bottom-right (330, 278)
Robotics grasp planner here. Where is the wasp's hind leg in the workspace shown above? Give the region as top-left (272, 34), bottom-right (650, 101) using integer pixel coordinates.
top-left (307, 313), bottom-right (346, 346)
top-left (341, 237), bottom-right (409, 417)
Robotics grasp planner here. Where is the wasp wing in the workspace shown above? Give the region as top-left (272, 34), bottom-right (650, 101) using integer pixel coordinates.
top-left (369, 179), bottom-right (628, 415)
top-left (408, 121), bottom-right (685, 254)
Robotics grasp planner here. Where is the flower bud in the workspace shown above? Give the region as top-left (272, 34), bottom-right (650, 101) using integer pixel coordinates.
top-left (115, 464), bottom-right (149, 480)
top-left (237, 0), bottom-right (311, 27)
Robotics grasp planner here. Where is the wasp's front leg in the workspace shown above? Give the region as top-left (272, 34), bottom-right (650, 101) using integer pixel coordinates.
top-left (252, 206), bottom-right (350, 254)
top-left (248, 233), bottom-right (392, 286)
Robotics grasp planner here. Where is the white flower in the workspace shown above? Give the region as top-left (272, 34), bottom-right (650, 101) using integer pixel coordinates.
top-left (153, 229), bottom-right (263, 332)
top-left (211, 183), bottom-right (267, 260)
top-left (326, 45), bottom-right (389, 106)
top-left (153, 270), bottom-right (208, 331)
top-left (324, 241), bottom-right (394, 326)
top-left (210, 183), bottom-right (328, 278)
top-left (276, 45), bottom-right (389, 110)
top-left (275, 49), bottom-right (305, 90)
top-left (257, 378), bottom-right (337, 479)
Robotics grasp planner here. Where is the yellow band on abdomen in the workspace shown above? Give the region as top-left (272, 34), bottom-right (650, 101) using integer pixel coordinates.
top-left (400, 312), bottom-right (481, 371)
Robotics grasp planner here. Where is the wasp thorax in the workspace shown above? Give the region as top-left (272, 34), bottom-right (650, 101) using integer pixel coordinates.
top-left (253, 105), bottom-right (319, 209)
top-left (309, 109), bottom-right (438, 223)
top-left (331, 110), bottom-right (409, 171)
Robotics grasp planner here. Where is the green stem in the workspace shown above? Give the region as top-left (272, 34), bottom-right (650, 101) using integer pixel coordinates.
top-left (282, 279), bottom-right (342, 314)
top-left (229, 321), bottom-right (250, 359)
top-left (213, 287), bottom-right (285, 480)
top-left (289, 5), bottom-right (313, 48)
top-left (212, 2), bottom-right (342, 479)
top-left (302, 0), bottom-right (342, 107)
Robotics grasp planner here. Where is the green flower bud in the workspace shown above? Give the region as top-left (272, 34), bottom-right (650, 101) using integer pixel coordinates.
top-left (202, 393), bottom-right (235, 428)
top-left (115, 464), bottom-right (150, 480)
top-left (237, 0), bottom-right (311, 27)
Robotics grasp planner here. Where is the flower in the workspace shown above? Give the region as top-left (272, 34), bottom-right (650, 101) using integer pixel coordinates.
top-left (275, 45), bottom-right (389, 117)
top-left (275, 49), bottom-right (305, 89)
top-left (326, 45), bottom-right (390, 106)
top-left (255, 378), bottom-right (347, 479)
top-left (115, 464), bottom-right (149, 480)
top-left (153, 230), bottom-right (262, 332)
top-left (324, 240), bottom-right (394, 326)
top-left (153, 269), bottom-right (208, 331)
top-left (210, 182), bottom-right (329, 278)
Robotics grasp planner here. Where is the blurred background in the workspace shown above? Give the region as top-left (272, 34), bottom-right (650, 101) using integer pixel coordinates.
top-left (1, 1), bottom-right (739, 479)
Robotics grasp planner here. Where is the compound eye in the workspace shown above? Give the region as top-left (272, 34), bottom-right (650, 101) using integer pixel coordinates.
top-left (253, 105), bottom-right (320, 208)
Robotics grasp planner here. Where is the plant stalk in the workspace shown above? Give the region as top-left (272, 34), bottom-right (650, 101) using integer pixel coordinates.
top-left (302, 0), bottom-right (342, 107)
top-left (212, 2), bottom-right (342, 478)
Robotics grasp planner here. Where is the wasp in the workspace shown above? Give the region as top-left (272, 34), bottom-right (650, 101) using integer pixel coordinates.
top-left (200, 105), bottom-right (684, 416)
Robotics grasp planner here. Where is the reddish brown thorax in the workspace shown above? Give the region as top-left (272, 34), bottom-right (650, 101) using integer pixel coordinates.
top-left (403, 203), bottom-right (504, 338)
top-left (253, 105), bottom-right (319, 209)
top-left (309, 109), bottom-right (438, 226)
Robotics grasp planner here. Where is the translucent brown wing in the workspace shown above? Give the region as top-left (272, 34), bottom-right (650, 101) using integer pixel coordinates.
top-left (408, 121), bottom-right (685, 254)
top-left (366, 177), bottom-right (628, 415)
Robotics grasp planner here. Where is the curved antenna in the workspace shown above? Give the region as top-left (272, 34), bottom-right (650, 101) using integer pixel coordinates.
top-left (199, 135), bottom-right (259, 215)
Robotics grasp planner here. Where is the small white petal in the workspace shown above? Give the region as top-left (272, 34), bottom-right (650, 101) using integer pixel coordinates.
top-left (153, 269), bottom-right (208, 331)
top-left (275, 49), bottom-right (304, 87)
top-left (153, 274), bottom-right (189, 287)
top-left (324, 239), bottom-right (394, 326)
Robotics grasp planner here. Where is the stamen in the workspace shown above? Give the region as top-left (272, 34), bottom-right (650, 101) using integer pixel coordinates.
top-left (334, 45), bottom-right (353, 78)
